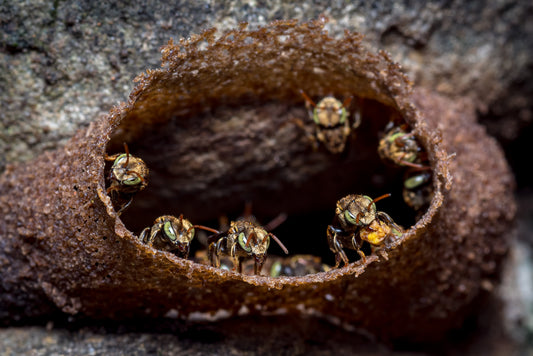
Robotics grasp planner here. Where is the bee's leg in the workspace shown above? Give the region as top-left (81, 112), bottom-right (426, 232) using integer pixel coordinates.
top-left (238, 257), bottom-right (244, 274)
top-left (208, 239), bottom-right (220, 268)
top-left (145, 224), bottom-right (162, 247)
top-left (229, 242), bottom-right (239, 272)
top-left (377, 212), bottom-right (404, 238)
top-left (116, 197), bottom-right (133, 216)
top-left (106, 184), bottom-right (116, 195)
top-left (377, 248), bottom-right (389, 261)
top-left (328, 226), bottom-right (349, 268)
top-left (352, 235), bottom-right (367, 264)
top-left (139, 227), bottom-right (150, 244)
top-left (356, 249), bottom-right (367, 264)
top-left (208, 242), bottom-right (216, 267)
top-left (182, 243), bottom-right (190, 260)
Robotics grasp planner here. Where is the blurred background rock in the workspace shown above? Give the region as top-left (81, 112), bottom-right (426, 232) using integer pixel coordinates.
top-left (1, 0), bottom-right (532, 354)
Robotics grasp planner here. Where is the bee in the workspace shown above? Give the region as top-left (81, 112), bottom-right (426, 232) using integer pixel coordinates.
top-left (139, 215), bottom-right (218, 259)
top-left (299, 90), bottom-right (360, 154)
top-left (207, 218), bottom-right (289, 275)
top-left (403, 169), bottom-right (433, 210)
top-left (105, 143), bottom-right (149, 215)
top-left (327, 194), bottom-right (403, 268)
top-left (378, 122), bottom-right (427, 168)
top-left (270, 255), bottom-right (330, 277)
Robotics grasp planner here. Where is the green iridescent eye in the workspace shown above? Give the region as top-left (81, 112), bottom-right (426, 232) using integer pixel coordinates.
top-left (363, 195), bottom-right (376, 212)
top-left (114, 154), bottom-right (128, 166)
top-left (344, 210), bottom-right (358, 225)
top-left (312, 108), bottom-right (320, 125)
top-left (238, 232), bottom-right (252, 252)
top-left (388, 132), bottom-right (404, 143)
top-left (163, 221), bottom-right (177, 241)
top-left (123, 176), bottom-right (141, 186)
top-left (339, 108), bottom-right (347, 124)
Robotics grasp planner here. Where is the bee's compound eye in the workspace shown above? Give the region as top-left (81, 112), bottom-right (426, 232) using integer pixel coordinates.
top-left (163, 221), bottom-right (177, 241)
top-left (312, 109), bottom-right (321, 125)
top-left (123, 176), bottom-right (141, 186)
top-left (238, 232), bottom-right (252, 252)
top-left (344, 210), bottom-right (359, 225)
top-left (115, 154), bottom-right (128, 166)
top-left (363, 195), bottom-right (377, 213)
top-left (339, 108), bottom-right (347, 124)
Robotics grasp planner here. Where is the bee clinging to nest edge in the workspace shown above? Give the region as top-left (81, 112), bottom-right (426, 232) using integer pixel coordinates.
top-left (327, 194), bottom-right (403, 268)
top-left (105, 143), bottom-right (149, 215)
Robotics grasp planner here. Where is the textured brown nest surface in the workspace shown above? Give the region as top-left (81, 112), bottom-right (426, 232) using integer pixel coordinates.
top-left (0, 19), bottom-right (515, 342)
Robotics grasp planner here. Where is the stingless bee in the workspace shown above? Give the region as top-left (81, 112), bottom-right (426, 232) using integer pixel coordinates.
top-left (207, 216), bottom-right (289, 275)
top-left (378, 122), bottom-right (427, 168)
top-left (298, 90), bottom-right (361, 154)
top-left (270, 255), bottom-right (330, 277)
top-left (105, 143), bottom-right (149, 215)
top-left (139, 215), bottom-right (218, 259)
top-left (403, 169), bottom-right (433, 211)
top-left (327, 194), bottom-right (403, 268)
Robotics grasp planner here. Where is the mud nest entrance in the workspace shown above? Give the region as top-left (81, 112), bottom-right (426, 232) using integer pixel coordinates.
top-left (107, 98), bottom-right (421, 268)
top-left (104, 20), bottom-right (426, 272)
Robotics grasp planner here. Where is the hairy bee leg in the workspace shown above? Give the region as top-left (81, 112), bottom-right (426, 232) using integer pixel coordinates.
top-left (254, 259), bottom-right (264, 275)
top-left (115, 197), bottom-right (133, 216)
top-left (351, 235), bottom-right (367, 264)
top-left (180, 244), bottom-right (190, 260)
top-left (357, 249), bottom-right (367, 264)
top-left (230, 242), bottom-right (239, 272)
top-left (139, 227), bottom-right (150, 244)
top-left (376, 211), bottom-right (404, 236)
top-left (209, 239), bottom-right (223, 268)
top-left (238, 257), bottom-right (244, 274)
top-left (336, 248), bottom-right (349, 268)
top-left (145, 223), bottom-right (162, 247)
top-left (208, 243), bottom-right (216, 267)
top-left (375, 248), bottom-right (389, 261)
top-left (328, 226), bottom-right (349, 268)
top-left (106, 184), bottom-right (117, 195)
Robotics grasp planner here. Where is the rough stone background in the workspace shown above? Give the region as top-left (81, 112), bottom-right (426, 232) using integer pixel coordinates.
top-left (1, 0), bottom-right (532, 354)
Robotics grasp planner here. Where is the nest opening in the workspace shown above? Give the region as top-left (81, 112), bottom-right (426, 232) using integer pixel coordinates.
top-left (106, 96), bottom-right (424, 269)
top-left (103, 21), bottom-right (431, 274)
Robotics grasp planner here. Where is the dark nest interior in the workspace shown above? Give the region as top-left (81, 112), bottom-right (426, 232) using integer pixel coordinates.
top-left (106, 97), bottom-right (422, 269)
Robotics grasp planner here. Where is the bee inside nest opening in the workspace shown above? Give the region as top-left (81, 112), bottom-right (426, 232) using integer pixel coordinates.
top-left (106, 95), bottom-right (429, 274)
